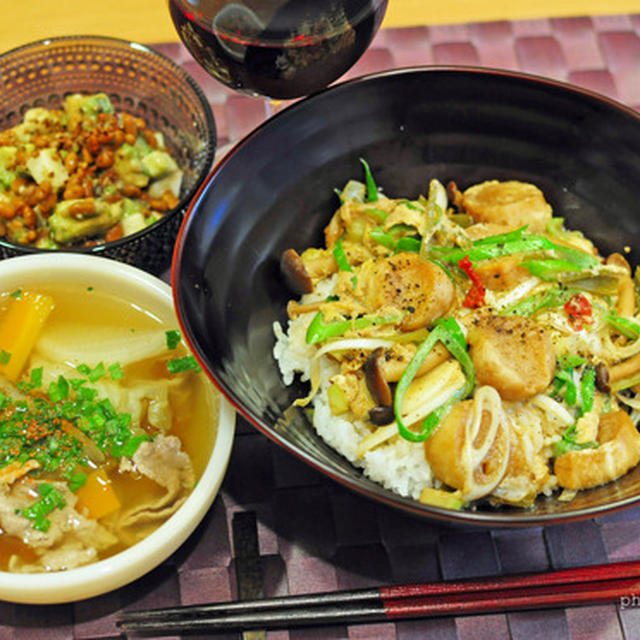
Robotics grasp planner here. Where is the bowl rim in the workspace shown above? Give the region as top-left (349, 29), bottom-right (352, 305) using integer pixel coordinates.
top-left (0, 34), bottom-right (217, 255)
top-left (0, 253), bottom-right (235, 603)
top-left (172, 64), bottom-right (640, 527)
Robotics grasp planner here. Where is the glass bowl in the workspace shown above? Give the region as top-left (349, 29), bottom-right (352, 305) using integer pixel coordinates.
top-left (0, 35), bottom-right (216, 275)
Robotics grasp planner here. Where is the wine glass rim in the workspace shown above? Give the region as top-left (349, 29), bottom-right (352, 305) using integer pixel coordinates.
top-left (175, 0), bottom-right (387, 43)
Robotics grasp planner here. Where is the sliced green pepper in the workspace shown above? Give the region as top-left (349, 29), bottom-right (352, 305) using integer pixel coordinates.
top-left (605, 313), bottom-right (640, 339)
top-left (332, 237), bottom-right (352, 273)
top-left (553, 424), bottom-right (599, 456)
top-left (558, 354), bottom-right (586, 369)
top-left (369, 227), bottom-right (396, 250)
top-left (395, 237), bottom-right (421, 254)
top-left (305, 312), bottom-right (401, 344)
top-left (472, 225), bottom-right (528, 246)
top-left (430, 235), bottom-right (553, 264)
top-left (359, 158), bottom-right (379, 203)
top-left (333, 236), bottom-right (357, 288)
top-left (554, 369), bottom-right (577, 406)
top-left (500, 287), bottom-right (576, 317)
top-left (394, 317), bottom-right (474, 443)
top-left (579, 365), bottom-right (596, 416)
top-left (521, 258), bottom-right (583, 280)
top-left (369, 224), bottom-right (416, 251)
top-left (364, 207), bottom-right (388, 223)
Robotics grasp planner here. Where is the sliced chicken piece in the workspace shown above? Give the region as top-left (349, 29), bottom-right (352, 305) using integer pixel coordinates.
top-left (361, 252), bottom-right (455, 331)
top-left (474, 254), bottom-right (533, 291)
top-left (467, 314), bottom-right (556, 401)
top-left (462, 180), bottom-right (552, 233)
top-left (464, 222), bottom-right (516, 241)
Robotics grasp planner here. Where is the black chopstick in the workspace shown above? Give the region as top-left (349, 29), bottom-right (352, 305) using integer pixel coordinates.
top-left (117, 559), bottom-right (640, 635)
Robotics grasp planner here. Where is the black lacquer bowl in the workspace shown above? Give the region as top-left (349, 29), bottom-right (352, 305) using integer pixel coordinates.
top-left (0, 35), bottom-right (216, 275)
top-left (174, 67), bottom-right (640, 526)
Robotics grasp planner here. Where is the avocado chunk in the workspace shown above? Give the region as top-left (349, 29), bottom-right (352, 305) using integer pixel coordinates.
top-left (141, 150), bottom-right (179, 179)
top-left (48, 199), bottom-right (123, 244)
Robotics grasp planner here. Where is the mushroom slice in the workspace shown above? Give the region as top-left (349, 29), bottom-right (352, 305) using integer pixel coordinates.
top-left (280, 248), bottom-right (314, 294)
top-left (363, 347), bottom-right (393, 407)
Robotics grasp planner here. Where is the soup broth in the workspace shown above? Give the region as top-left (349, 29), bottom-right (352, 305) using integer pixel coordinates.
top-left (0, 283), bottom-right (217, 572)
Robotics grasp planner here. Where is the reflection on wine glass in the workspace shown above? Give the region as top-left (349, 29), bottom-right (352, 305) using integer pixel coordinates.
top-left (168, 0), bottom-right (388, 102)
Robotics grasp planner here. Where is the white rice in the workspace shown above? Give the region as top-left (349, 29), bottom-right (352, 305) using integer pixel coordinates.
top-left (273, 313), bottom-right (436, 500)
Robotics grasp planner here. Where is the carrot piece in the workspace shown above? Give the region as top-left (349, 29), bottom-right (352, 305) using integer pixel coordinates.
top-left (0, 291), bottom-right (54, 381)
top-left (74, 469), bottom-right (121, 520)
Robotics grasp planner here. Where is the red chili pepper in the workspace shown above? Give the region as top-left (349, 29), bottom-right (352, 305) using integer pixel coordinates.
top-left (458, 255), bottom-right (485, 308)
top-left (564, 293), bottom-right (593, 330)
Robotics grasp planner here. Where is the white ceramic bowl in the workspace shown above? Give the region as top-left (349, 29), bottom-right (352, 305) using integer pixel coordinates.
top-left (0, 254), bottom-right (235, 604)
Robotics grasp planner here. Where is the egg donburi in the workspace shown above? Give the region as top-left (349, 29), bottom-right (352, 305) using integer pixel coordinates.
top-left (274, 163), bottom-right (640, 510)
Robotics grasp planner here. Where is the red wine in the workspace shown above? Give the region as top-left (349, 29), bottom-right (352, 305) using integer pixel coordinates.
top-left (169, 0), bottom-right (388, 99)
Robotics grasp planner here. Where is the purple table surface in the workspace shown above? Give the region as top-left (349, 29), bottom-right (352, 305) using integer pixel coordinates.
top-left (4, 13), bottom-right (640, 640)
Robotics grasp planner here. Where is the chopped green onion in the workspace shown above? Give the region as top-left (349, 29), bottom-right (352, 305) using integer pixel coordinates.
top-left (112, 433), bottom-right (152, 458)
top-left (9, 289), bottom-right (22, 299)
top-left (21, 483), bottom-right (67, 532)
top-left (48, 375), bottom-right (69, 403)
top-left (88, 362), bottom-right (106, 383)
top-left (165, 330), bottom-right (182, 350)
top-left (68, 471), bottom-right (87, 492)
top-left (0, 350), bottom-right (11, 365)
top-left (77, 363), bottom-right (91, 376)
top-left (167, 355), bottom-right (201, 374)
top-left (108, 362), bottom-right (123, 380)
top-left (30, 367), bottom-right (43, 387)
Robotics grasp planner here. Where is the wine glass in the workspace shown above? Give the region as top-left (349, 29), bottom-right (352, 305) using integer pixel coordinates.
top-left (168, 0), bottom-right (389, 103)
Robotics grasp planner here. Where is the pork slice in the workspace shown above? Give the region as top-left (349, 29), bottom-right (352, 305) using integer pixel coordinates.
top-left (118, 434), bottom-right (195, 529)
top-left (1, 479), bottom-right (118, 572)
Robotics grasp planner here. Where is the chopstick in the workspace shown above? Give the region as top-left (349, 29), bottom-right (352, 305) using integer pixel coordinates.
top-left (117, 559), bottom-right (640, 635)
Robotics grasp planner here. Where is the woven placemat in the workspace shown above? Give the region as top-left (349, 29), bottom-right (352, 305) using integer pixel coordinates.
top-left (3, 14), bottom-right (640, 640)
